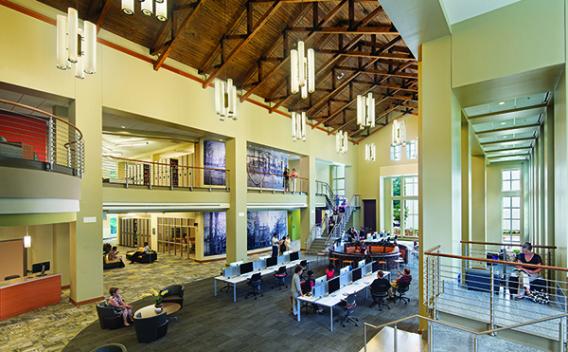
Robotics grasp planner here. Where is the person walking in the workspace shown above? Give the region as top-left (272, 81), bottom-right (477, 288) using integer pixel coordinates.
top-left (290, 265), bottom-right (303, 317)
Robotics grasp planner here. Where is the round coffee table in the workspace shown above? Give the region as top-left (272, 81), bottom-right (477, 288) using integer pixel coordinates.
top-left (135, 302), bottom-right (181, 318)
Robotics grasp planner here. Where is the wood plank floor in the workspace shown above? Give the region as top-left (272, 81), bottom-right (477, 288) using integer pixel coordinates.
top-left (64, 261), bottom-right (420, 352)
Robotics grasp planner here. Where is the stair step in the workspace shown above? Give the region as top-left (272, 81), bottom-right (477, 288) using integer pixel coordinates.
top-left (360, 326), bottom-right (425, 352)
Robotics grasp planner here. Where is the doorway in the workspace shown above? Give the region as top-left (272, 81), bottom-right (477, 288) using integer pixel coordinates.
top-left (363, 199), bottom-right (376, 231)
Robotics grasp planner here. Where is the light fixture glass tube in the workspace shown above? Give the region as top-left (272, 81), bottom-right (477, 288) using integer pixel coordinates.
top-left (121, 0), bottom-right (135, 14)
top-left (290, 49), bottom-right (299, 94)
top-left (141, 0), bottom-right (153, 16)
top-left (214, 79), bottom-right (222, 116)
top-left (67, 7), bottom-right (79, 63)
top-left (307, 48), bottom-right (315, 93)
top-left (56, 15), bottom-right (69, 70)
top-left (83, 21), bottom-right (97, 74)
top-left (356, 95), bottom-right (364, 128)
top-left (301, 112), bottom-right (306, 141)
top-left (297, 41), bottom-right (305, 87)
top-left (155, 0), bottom-right (168, 21)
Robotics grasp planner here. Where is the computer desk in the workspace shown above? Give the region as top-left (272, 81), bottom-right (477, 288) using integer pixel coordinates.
top-left (296, 271), bottom-right (391, 331)
top-left (213, 259), bottom-right (311, 303)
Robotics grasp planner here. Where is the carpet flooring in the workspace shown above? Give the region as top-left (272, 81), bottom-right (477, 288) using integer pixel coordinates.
top-left (64, 257), bottom-right (420, 352)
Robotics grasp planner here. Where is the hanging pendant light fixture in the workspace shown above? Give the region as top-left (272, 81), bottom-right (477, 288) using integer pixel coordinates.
top-left (214, 78), bottom-right (238, 121)
top-left (291, 112), bottom-right (307, 142)
top-left (122, 0), bottom-right (168, 21)
top-left (356, 93), bottom-right (376, 129)
top-left (364, 143), bottom-right (376, 161)
top-left (290, 41), bottom-right (315, 99)
top-left (56, 8), bottom-right (97, 79)
top-left (336, 130), bottom-right (348, 154)
top-left (392, 119), bottom-right (407, 146)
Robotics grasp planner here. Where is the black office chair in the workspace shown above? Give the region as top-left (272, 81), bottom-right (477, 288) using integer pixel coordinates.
top-left (161, 284), bottom-right (184, 308)
top-left (337, 293), bottom-right (359, 327)
top-left (4, 275), bottom-right (20, 281)
top-left (245, 273), bottom-right (263, 300)
top-left (393, 282), bottom-right (410, 304)
top-left (96, 302), bottom-right (125, 330)
top-left (370, 287), bottom-right (391, 311)
top-left (273, 266), bottom-right (288, 289)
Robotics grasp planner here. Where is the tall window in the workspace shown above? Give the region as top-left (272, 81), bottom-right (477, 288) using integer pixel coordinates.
top-left (389, 175), bottom-right (419, 236)
top-left (332, 165), bottom-right (345, 196)
top-left (390, 145), bottom-right (402, 161)
top-left (501, 169), bottom-right (521, 244)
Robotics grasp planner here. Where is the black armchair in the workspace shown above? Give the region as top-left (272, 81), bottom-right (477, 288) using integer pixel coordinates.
top-left (89, 343), bottom-right (127, 352)
top-left (96, 302), bottom-right (124, 330)
top-left (162, 284), bottom-right (184, 308)
top-left (126, 251), bottom-right (158, 264)
top-left (134, 312), bottom-right (169, 343)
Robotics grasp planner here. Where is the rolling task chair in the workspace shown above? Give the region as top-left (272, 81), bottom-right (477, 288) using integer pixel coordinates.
top-left (245, 273), bottom-right (263, 300)
top-left (273, 266), bottom-right (288, 289)
top-left (337, 293), bottom-right (359, 327)
top-left (370, 286), bottom-right (391, 311)
top-left (393, 283), bottom-right (410, 304)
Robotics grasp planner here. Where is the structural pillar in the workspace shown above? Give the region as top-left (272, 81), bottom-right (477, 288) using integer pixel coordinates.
top-left (225, 138), bottom-right (247, 263)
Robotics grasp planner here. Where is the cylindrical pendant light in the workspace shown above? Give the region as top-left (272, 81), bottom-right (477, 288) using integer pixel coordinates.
top-left (356, 95), bottom-right (364, 128)
top-left (83, 21), bottom-right (97, 74)
top-left (307, 48), bottom-right (315, 93)
top-left (75, 56), bottom-right (86, 79)
top-left (122, 0), bottom-right (135, 14)
top-left (56, 15), bottom-right (69, 70)
top-left (297, 41), bottom-right (305, 87)
top-left (141, 0), bottom-right (153, 16)
top-left (155, 0), bottom-right (168, 21)
top-left (301, 112), bottom-right (307, 141)
top-left (291, 112), bottom-right (297, 140)
top-left (290, 49), bottom-right (299, 94)
top-left (67, 7), bottom-right (79, 63)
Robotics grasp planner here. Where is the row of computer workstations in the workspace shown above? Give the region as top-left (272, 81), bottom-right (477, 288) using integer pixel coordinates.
top-left (213, 251), bottom-right (306, 303)
top-left (297, 259), bottom-right (390, 331)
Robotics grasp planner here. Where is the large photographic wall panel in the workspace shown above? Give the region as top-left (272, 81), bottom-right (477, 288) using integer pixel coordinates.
top-left (247, 210), bottom-right (287, 250)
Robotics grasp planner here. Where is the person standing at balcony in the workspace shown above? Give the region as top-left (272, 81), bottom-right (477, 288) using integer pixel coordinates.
top-left (271, 234), bottom-right (279, 257)
top-left (512, 242), bottom-right (543, 299)
top-left (290, 168), bottom-right (298, 193)
top-left (283, 167), bottom-right (290, 192)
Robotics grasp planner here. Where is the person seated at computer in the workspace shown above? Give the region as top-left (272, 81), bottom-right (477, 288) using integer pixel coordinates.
top-left (370, 271), bottom-right (391, 297)
top-left (290, 265), bottom-right (304, 317)
top-left (512, 242), bottom-right (543, 299)
top-left (108, 287), bottom-right (133, 326)
top-left (325, 263), bottom-right (336, 280)
top-left (390, 268), bottom-right (412, 291)
top-left (300, 270), bottom-right (324, 314)
top-left (271, 234), bottom-right (279, 257)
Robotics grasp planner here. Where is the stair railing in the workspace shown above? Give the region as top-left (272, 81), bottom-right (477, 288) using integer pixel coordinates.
top-left (305, 224), bottom-right (322, 251)
top-left (363, 313), bottom-right (568, 352)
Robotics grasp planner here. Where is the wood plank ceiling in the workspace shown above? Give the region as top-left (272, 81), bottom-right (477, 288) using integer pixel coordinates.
top-left (39, 0), bottom-right (418, 142)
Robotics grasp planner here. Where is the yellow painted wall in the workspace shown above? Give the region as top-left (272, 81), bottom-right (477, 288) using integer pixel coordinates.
top-left (451, 0), bottom-right (565, 88)
top-left (470, 155), bottom-right (486, 242)
top-left (554, 70), bottom-right (567, 270)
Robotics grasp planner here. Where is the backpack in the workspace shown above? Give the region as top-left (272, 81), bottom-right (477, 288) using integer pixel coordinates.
top-left (527, 290), bottom-right (550, 305)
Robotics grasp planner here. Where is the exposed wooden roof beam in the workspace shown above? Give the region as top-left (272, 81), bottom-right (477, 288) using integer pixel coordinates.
top-left (153, 0), bottom-right (207, 70)
top-left (287, 25), bottom-right (398, 35)
top-left (94, 0), bottom-right (112, 32)
top-left (338, 66), bottom-right (417, 79)
top-left (318, 49), bottom-right (415, 61)
top-left (239, 0), bottom-right (349, 102)
top-left (202, 1), bottom-right (284, 88)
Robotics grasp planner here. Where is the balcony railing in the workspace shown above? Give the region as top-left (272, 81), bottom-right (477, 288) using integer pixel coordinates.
top-left (103, 155), bottom-right (229, 191)
top-left (247, 170), bottom-right (308, 194)
top-left (0, 98), bottom-right (84, 176)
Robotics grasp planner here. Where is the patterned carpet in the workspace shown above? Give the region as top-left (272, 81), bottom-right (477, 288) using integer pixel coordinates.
top-left (0, 247), bottom-right (228, 352)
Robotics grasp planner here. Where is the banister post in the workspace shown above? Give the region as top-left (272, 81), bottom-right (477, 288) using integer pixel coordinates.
top-left (559, 316), bottom-right (566, 352)
top-left (47, 117), bottom-right (56, 170)
top-left (489, 264), bottom-right (495, 335)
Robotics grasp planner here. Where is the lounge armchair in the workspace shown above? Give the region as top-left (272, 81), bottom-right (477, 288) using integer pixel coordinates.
top-left (96, 301), bottom-right (124, 330)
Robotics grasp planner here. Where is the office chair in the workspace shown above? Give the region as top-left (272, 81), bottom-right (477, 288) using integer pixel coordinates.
top-left (272, 266), bottom-right (288, 289)
top-left (370, 287), bottom-right (391, 311)
top-left (245, 273), bottom-right (263, 300)
top-left (337, 293), bottom-right (359, 327)
top-left (4, 275), bottom-right (20, 281)
top-left (393, 283), bottom-right (410, 304)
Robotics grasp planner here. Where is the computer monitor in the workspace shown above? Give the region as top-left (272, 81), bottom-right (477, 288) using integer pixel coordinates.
top-left (253, 259), bottom-right (266, 272)
top-left (240, 262), bottom-right (253, 275)
top-left (266, 256), bottom-right (277, 267)
top-left (339, 272), bottom-right (351, 287)
top-left (362, 263), bottom-right (372, 276)
top-left (289, 251), bottom-right (299, 262)
top-left (223, 266), bottom-right (239, 278)
top-left (352, 267), bottom-right (362, 282)
top-left (372, 261), bottom-right (379, 273)
top-left (365, 257), bottom-right (373, 264)
top-left (32, 261), bottom-right (50, 276)
top-left (340, 266), bottom-right (350, 276)
top-left (358, 259), bottom-right (366, 268)
top-left (277, 255), bottom-right (286, 265)
top-left (313, 276), bottom-right (326, 298)
top-left (328, 277), bottom-right (340, 295)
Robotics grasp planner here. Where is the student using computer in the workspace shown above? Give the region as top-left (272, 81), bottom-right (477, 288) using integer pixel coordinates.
top-left (290, 265), bottom-right (303, 317)
top-left (390, 268), bottom-right (412, 291)
top-left (370, 271), bottom-right (391, 296)
top-left (300, 271), bottom-right (323, 313)
top-left (325, 263), bottom-right (335, 280)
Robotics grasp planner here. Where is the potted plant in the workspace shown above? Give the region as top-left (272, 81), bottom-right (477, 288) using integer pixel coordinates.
top-left (142, 289), bottom-right (169, 313)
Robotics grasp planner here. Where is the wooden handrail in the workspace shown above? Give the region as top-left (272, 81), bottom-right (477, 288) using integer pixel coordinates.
top-left (424, 250), bottom-right (568, 272)
top-left (103, 155), bottom-right (230, 172)
top-left (461, 240), bottom-right (556, 250)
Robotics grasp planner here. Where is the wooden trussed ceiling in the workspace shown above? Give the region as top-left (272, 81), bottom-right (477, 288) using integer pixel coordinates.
top-left (39, 0), bottom-right (418, 142)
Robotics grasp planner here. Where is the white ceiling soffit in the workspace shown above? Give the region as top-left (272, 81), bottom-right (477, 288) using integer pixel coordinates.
top-left (439, 0), bottom-right (521, 25)
top-left (379, 0), bottom-right (450, 58)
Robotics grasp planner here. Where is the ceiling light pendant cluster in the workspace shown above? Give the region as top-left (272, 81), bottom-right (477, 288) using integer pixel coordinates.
top-left (56, 8), bottom-right (97, 79)
top-left (364, 143), bottom-right (376, 161)
top-left (121, 0), bottom-right (168, 21)
top-left (356, 93), bottom-right (376, 129)
top-left (291, 112), bottom-right (307, 142)
top-left (392, 119), bottom-right (407, 146)
top-left (336, 130), bottom-right (348, 154)
top-left (214, 78), bottom-right (238, 121)
top-left (290, 41), bottom-right (315, 99)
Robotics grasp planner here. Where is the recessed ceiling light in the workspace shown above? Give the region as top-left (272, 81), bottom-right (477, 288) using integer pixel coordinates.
top-left (121, 125), bottom-right (126, 129)
top-left (498, 101), bottom-right (505, 105)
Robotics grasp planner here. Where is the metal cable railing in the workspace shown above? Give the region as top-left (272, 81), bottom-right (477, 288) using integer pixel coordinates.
top-left (0, 98), bottom-right (84, 176)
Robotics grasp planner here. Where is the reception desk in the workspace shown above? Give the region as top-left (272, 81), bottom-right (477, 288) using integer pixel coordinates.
top-left (0, 274), bottom-right (61, 320)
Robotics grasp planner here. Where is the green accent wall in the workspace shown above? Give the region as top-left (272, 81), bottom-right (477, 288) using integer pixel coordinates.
top-left (288, 209), bottom-right (301, 241)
